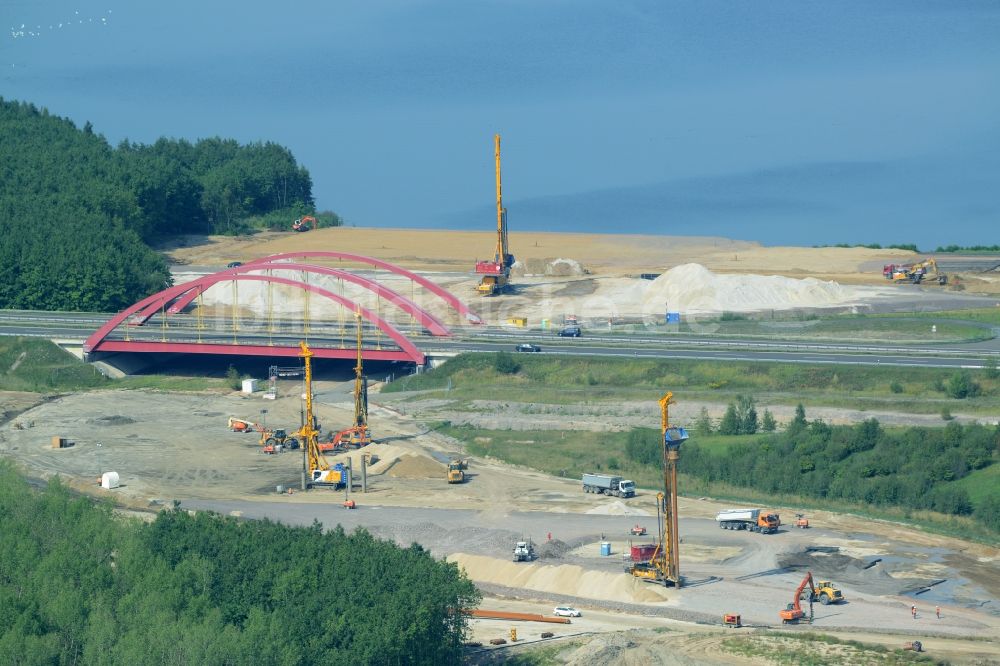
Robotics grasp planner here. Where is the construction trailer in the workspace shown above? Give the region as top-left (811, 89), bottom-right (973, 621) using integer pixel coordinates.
top-left (627, 391), bottom-right (687, 587)
top-left (475, 134), bottom-right (515, 296)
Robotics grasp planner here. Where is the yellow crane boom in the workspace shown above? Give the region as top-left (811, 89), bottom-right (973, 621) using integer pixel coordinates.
top-left (475, 134), bottom-right (514, 295)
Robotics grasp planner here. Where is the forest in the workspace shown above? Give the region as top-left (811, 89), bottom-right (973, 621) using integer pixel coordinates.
top-left (628, 414), bottom-right (1000, 533)
top-left (0, 98), bottom-right (328, 312)
top-left (0, 462), bottom-right (478, 665)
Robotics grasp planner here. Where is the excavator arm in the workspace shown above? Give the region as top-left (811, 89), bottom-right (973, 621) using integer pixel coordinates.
top-left (779, 571), bottom-right (815, 622)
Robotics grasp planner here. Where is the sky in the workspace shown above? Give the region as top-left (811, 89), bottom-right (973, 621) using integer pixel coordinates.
top-left (3, 1), bottom-right (999, 248)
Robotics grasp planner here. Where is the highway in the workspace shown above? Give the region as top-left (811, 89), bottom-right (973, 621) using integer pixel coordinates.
top-left (1, 309), bottom-right (997, 369)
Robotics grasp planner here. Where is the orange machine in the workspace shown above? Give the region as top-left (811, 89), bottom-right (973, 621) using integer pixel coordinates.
top-left (292, 215), bottom-right (317, 232)
top-left (779, 572), bottom-right (815, 624)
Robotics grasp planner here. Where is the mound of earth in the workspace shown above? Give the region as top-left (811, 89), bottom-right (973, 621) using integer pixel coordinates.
top-left (386, 453), bottom-right (445, 479)
top-left (640, 263), bottom-right (874, 314)
top-left (511, 257), bottom-right (588, 277)
top-left (448, 553), bottom-right (670, 604)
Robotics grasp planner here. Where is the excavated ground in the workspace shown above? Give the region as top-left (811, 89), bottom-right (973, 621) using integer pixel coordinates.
top-left (1, 383), bottom-right (998, 665)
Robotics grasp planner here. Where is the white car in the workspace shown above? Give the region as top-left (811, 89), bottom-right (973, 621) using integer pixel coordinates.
top-left (553, 606), bottom-right (581, 617)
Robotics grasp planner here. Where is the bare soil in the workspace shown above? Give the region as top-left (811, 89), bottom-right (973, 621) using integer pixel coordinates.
top-left (1, 384), bottom-right (998, 665)
top-left (167, 227), bottom-right (915, 283)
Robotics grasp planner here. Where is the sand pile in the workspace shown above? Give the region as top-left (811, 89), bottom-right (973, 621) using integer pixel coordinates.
top-left (448, 553), bottom-right (670, 604)
top-left (386, 453), bottom-right (445, 479)
top-left (640, 263), bottom-right (861, 314)
top-left (511, 257), bottom-right (587, 277)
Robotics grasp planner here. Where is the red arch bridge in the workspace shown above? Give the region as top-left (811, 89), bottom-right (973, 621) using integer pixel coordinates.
top-left (84, 252), bottom-right (483, 366)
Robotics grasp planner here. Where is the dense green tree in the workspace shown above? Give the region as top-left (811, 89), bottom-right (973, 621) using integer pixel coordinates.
top-left (694, 407), bottom-right (714, 435)
top-left (675, 420), bottom-right (999, 532)
top-left (1, 97), bottom-right (332, 311)
top-left (0, 461), bottom-right (479, 665)
top-left (718, 403), bottom-right (740, 435)
top-left (735, 395), bottom-right (758, 435)
top-left (625, 428), bottom-right (661, 467)
top-left (761, 409), bottom-right (777, 432)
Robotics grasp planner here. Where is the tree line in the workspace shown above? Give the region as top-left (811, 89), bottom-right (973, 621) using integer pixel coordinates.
top-left (625, 414), bottom-right (1000, 533)
top-left (0, 97), bottom-right (336, 312)
top-left (0, 462), bottom-right (479, 664)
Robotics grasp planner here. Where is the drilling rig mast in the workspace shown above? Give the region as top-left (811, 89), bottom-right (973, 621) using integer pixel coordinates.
top-left (474, 134), bottom-right (514, 296)
top-left (628, 391), bottom-right (687, 586)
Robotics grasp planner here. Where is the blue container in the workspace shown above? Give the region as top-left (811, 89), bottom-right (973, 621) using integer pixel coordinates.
top-left (666, 312), bottom-right (681, 324)
top-left (600, 541), bottom-right (611, 557)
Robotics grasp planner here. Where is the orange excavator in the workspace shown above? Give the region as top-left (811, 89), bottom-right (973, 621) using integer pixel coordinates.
top-left (292, 215), bottom-right (317, 232)
top-left (779, 572), bottom-right (816, 624)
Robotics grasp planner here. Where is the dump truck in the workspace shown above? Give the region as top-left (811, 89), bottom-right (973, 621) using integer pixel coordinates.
top-left (512, 540), bottom-right (535, 562)
top-left (716, 508), bottom-right (780, 534)
top-left (582, 473), bottom-right (636, 498)
top-left (447, 459), bottom-right (468, 484)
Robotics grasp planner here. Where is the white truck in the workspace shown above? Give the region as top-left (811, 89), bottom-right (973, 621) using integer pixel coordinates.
top-left (715, 508), bottom-right (780, 534)
top-left (582, 473), bottom-right (636, 498)
top-left (513, 540), bottom-right (535, 562)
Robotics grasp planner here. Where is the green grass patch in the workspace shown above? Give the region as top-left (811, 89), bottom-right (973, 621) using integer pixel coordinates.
top-left (493, 641), bottom-right (579, 666)
top-left (0, 337), bottom-right (109, 391)
top-left (386, 354), bottom-right (1000, 413)
top-left (874, 306), bottom-right (1000, 327)
top-left (0, 337), bottom-right (224, 393)
top-left (949, 464), bottom-right (1000, 505)
top-left (721, 632), bottom-right (937, 666)
top-left (630, 315), bottom-right (991, 344)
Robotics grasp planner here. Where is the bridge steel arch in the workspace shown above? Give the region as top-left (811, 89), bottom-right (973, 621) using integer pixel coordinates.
top-left (133, 262), bottom-right (450, 337)
top-left (244, 251), bottom-right (483, 324)
top-left (84, 275), bottom-right (426, 364)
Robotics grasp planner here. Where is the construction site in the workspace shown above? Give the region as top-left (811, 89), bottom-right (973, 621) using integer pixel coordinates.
top-left (3, 373), bottom-right (999, 663)
top-left (3, 137), bottom-right (1000, 664)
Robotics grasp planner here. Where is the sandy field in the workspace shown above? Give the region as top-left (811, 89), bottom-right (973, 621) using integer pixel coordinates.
top-left (160, 228), bottom-right (1000, 330)
top-left (165, 227), bottom-right (916, 282)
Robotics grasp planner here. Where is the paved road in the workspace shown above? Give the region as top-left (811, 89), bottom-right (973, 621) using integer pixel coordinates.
top-left (2, 309), bottom-right (997, 368)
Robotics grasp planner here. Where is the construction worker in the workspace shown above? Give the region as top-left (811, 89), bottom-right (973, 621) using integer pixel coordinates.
top-left (936, 606), bottom-right (941, 619)
top-left (911, 605), bottom-right (917, 619)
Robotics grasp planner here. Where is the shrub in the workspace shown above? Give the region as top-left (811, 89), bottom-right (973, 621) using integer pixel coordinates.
top-left (718, 404), bottom-right (740, 435)
top-left (494, 352), bottom-right (520, 375)
top-left (761, 409), bottom-right (777, 432)
top-left (225, 364), bottom-right (242, 390)
top-left (695, 407), bottom-right (714, 435)
top-left (946, 372), bottom-right (981, 399)
top-left (941, 408), bottom-right (954, 421)
top-left (889, 380), bottom-right (904, 394)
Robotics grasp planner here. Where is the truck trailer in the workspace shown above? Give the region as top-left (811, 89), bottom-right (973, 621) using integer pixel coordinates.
top-left (582, 473), bottom-right (636, 498)
top-left (715, 508), bottom-right (780, 534)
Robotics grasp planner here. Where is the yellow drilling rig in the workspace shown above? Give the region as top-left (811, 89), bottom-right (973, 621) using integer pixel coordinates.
top-left (474, 134), bottom-right (515, 296)
top-left (319, 310), bottom-right (371, 452)
top-left (627, 391), bottom-right (687, 587)
top-left (297, 341), bottom-right (348, 489)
